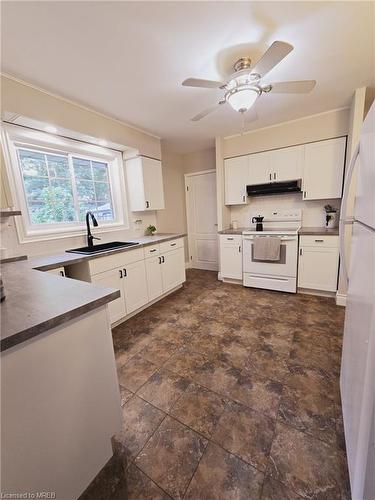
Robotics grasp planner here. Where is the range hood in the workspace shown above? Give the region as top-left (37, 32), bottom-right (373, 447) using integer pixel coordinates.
top-left (247, 179), bottom-right (301, 197)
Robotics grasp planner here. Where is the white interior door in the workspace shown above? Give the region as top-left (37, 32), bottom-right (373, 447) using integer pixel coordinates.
top-left (186, 170), bottom-right (218, 271)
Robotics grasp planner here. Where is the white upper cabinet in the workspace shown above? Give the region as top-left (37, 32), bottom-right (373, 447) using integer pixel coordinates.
top-left (224, 156), bottom-right (249, 205)
top-left (303, 137), bottom-right (346, 200)
top-left (248, 152), bottom-right (270, 185)
top-left (125, 156), bottom-right (165, 211)
top-left (269, 145), bottom-right (304, 182)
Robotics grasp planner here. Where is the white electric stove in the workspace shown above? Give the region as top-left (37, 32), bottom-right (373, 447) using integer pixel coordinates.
top-left (242, 209), bottom-right (301, 293)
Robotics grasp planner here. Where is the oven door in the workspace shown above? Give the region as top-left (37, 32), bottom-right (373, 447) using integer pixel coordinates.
top-left (242, 235), bottom-right (298, 277)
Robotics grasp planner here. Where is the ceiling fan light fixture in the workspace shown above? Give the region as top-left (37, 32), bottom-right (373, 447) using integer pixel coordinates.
top-left (226, 87), bottom-right (259, 113)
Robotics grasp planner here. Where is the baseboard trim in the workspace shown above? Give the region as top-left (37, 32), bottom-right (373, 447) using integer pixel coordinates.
top-left (336, 293), bottom-right (347, 307)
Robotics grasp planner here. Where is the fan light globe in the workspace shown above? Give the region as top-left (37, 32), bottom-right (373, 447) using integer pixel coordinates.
top-left (227, 87), bottom-right (258, 113)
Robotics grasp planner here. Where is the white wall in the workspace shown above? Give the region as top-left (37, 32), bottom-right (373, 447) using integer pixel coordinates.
top-left (157, 145), bottom-right (187, 234)
top-left (183, 147), bottom-right (215, 173)
top-left (222, 108), bottom-right (350, 158)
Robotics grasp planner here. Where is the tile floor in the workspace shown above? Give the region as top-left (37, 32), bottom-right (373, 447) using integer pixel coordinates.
top-left (80, 269), bottom-right (350, 500)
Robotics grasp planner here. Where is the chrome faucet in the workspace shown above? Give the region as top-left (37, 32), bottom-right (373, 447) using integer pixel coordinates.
top-left (86, 211), bottom-right (100, 248)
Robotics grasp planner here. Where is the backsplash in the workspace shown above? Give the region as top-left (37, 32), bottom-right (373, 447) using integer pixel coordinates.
top-left (230, 192), bottom-right (341, 228)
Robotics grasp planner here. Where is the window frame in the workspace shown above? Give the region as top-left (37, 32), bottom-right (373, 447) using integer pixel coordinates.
top-left (2, 124), bottom-right (129, 243)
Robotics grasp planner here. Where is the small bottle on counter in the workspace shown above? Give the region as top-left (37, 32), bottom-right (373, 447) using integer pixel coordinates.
top-left (232, 220), bottom-right (238, 230)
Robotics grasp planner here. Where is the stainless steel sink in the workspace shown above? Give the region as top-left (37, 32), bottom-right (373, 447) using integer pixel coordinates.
top-left (66, 241), bottom-right (139, 255)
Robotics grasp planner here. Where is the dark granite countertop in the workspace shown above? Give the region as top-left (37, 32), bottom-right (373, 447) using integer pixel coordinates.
top-left (298, 227), bottom-right (339, 236)
top-left (219, 227), bottom-right (339, 236)
top-left (30, 233), bottom-right (186, 271)
top-left (0, 233), bottom-right (186, 352)
top-left (218, 228), bottom-right (250, 235)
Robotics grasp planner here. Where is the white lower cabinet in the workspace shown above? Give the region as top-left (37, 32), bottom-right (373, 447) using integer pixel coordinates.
top-left (220, 235), bottom-right (242, 280)
top-left (91, 267), bottom-right (126, 323)
top-left (298, 235), bottom-right (339, 292)
top-left (87, 238), bottom-right (185, 324)
top-left (145, 256), bottom-right (164, 301)
top-left (122, 260), bottom-right (149, 314)
top-left (162, 248), bottom-right (186, 292)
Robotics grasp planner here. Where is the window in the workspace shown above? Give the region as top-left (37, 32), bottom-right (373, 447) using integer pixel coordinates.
top-left (18, 148), bottom-right (114, 224)
top-left (3, 124), bottom-right (128, 242)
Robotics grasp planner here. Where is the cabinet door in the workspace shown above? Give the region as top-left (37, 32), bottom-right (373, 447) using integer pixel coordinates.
top-left (122, 260), bottom-right (149, 314)
top-left (248, 152), bottom-right (270, 185)
top-left (270, 145), bottom-right (303, 182)
top-left (298, 247), bottom-right (339, 291)
top-left (303, 137), bottom-right (346, 200)
top-left (142, 157), bottom-right (165, 210)
top-left (91, 268), bottom-right (126, 323)
top-left (145, 256), bottom-right (163, 301)
top-left (224, 156), bottom-right (249, 205)
top-left (220, 236), bottom-right (242, 280)
top-left (161, 248), bottom-right (186, 292)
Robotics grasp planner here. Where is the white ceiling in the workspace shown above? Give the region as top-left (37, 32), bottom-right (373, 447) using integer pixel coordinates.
top-left (2, 1), bottom-right (374, 153)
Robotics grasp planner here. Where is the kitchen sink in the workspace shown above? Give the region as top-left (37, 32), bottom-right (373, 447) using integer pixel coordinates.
top-left (66, 241), bottom-right (139, 255)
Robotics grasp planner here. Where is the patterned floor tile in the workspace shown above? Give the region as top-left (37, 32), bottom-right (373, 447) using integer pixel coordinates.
top-left (170, 384), bottom-right (227, 438)
top-left (135, 416), bottom-right (207, 499)
top-left (113, 395), bottom-right (165, 463)
top-left (268, 422), bottom-right (346, 498)
top-left (117, 354), bottom-right (158, 392)
top-left (137, 368), bottom-right (191, 412)
top-left (185, 442), bottom-right (264, 500)
top-left (212, 401), bottom-right (275, 471)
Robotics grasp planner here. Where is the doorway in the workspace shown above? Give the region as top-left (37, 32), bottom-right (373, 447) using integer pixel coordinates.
top-left (185, 170), bottom-right (218, 271)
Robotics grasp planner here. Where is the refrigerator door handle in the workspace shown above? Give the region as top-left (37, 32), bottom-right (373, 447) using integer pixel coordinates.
top-left (339, 143), bottom-right (360, 283)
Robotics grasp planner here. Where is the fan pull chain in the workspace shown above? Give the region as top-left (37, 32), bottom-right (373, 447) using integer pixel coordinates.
top-left (240, 111), bottom-right (246, 135)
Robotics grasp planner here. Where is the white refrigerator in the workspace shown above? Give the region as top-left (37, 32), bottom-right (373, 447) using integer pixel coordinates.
top-left (340, 101), bottom-right (375, 500)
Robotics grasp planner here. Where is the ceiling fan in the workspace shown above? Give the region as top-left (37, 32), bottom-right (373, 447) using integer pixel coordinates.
top-left (182, 41), bottom-right (316, 121)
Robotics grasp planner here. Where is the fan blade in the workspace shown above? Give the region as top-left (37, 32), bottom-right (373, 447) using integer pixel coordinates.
top-left (251, 41), bottom-right (293, 77)
top-left (182, 77), bottom-right (224, 89)
top-left (191, 101), bottom-right (225, 121)
top-left (268, 80), bottom-right (316, 93)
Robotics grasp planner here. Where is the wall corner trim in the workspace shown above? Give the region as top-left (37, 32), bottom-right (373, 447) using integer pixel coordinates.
top-left (336, 293), bottom-right (347, 307)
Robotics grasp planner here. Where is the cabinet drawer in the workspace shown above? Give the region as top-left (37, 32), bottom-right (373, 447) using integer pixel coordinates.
top-left (89, 247), bottom-right (144, 275)
top-left (144, 244), bottom-right (160, 258)
top-left (159, 238), bottom-right (184, 253)
top-left (300, 235), bottom-right (339, 248)
top-left (220, 234), bottom-right (242, 245)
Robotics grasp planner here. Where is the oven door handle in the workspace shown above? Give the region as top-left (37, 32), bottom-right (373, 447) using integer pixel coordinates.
top-left (243, 236), bottom-right (297, 242)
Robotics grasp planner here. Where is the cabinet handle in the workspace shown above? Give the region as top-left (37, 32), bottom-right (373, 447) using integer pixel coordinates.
top-left (227, 237), bottom-right (234, 240)
top-left (150, 249), bottom-right (156, 253)
top-left (315, 239), bottom-right (324, 242)
top-left (158, 257), bottom-right (162, 264)
top-left (119, 269), bottom-right (123, 278)
top-left (146, 201), bottom-right (150, 208)
top-left (273, 172), bottom-right (276, 180)
top-left (170, 243), bottom-right (176, 246)
top-left (269, 173), bottom-right (272, 181)
top-left (238, 245), bottom-right (241, 253)
top-left (162, 256), bottom-right (165, 263)
top-left (299, 248), bottom-right (303, 256)
top-left (59, 270), bottom-right (64, 277)
top-left (123, 268), bottom-right (127, 277)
